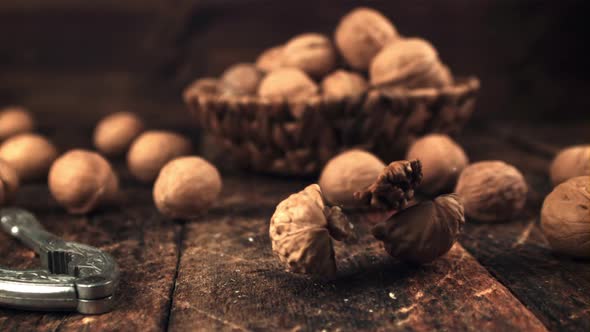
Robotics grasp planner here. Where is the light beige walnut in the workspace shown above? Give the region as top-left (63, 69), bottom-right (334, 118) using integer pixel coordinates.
top-left (153, 156), bottom-right (222, 219)
top-left (406, 134), bottom-right (468, 195)
top-left (319, 149), bottom-right (385, 209)
top-left (127, 131), bottom-right (192, 182)
top-left (334, 7), bottom-right (399, 70)
top-left (281, 33), bottom-right (337, 79)
top-left (373, 193), bottom-right (465, 263)
top-left (269, 184), bottom-right (354, 277)
top-left (49, 149), bottom-right (119, 214)
top-left (0, 106), bottom-right (35, 141)
top-left (541, 176), bottom-right (590, 258)
top-left (549, 145), bottom-right (590, 186)
top-left (0, 133), bottom-right (58, 181)
top-left (220, 63), bottom-right (264, 96)
top-left (0, 159), bottom-right (19, 204)
top-left (255, 45), bottom-right (284, 73)
top-left (93, 112), bottom-right (144, 157)
top-left (370, 38), bottom-right (452, 89)
top-left (258, 68), bottom-right (319, 101)
top-left (455, 161), bottom-right (528, 222)
top-left (321, 70), bottom-right (368, 99)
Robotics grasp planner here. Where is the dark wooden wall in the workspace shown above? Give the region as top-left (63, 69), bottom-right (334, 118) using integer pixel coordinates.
top-left (1, 0), bottom-right (589, 124)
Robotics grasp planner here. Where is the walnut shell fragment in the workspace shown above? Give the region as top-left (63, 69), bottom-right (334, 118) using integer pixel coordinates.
top-left (372, 193), bottom-right (465, 264)
top-left (354, 159), bottom-right (422, 210)
top-left (269, 184), bottom-right (354, 278)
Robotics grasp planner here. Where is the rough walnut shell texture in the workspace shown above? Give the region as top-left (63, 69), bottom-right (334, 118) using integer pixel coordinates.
top-left (153, 156), bottom-right (222, 219)
top-left (373, 193), bottom-right (465, 263)
top-left (49, 150), bottom-right (119, 214)
top-left (0, 106), bottom-right (35, 141)
top-left (549, 145), bottom-right (590, 186)
top-left (0, 159), bottom-right (19, 204)
top-left (269, 184), bottom-right (342, 277)
top-left (319, 149), bottom-right (385, 209)
top-left (541, 176), bottom-right (590, 258)
top-left (281, 33), bottom-right (337, 79)
top-left (406, 134), bottom-right (468, 195)
top-left (255, 45), bottom-right (284, 73)
top-left (220, 63), bottom-right (264, 96)
top-left (355, 159), bottom-right (422, 210)
top-left (0, 133), bottom-right (58, 181)
top-left (258, 68), bottom-right (319, 100)
top-left (93, 112), bottom-right (144, 157)
top-left (320, 70), bottom-right (368, 99)
top-left (370, 38), bottom-right (450, 89)
top-left (455, 161), bottom-right (528, 222)
top-left (334, 7), bottom-right (399, 70)
top-left (127, 131), bottom-right (193, 182)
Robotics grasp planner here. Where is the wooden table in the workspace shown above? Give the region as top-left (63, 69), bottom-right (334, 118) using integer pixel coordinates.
top-left (0, 95), bottom-right (589, 331)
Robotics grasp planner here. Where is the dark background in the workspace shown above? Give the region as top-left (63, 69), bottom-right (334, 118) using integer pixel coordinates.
top-left (1, 0), bottom-right (589, 127)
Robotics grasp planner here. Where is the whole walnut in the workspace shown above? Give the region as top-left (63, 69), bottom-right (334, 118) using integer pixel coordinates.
top-left (406, 134), bottom-right (468, 195)
top-left (49, 150), bottom-right (119, 214)
top-left (549, 145), bottom-right (590, 186)
top-left (370, 38), bottom-right (451, 89)
top-left (93, 112), bottom-right (144, 157)
top-left (319, 149), bottom-right (385, 209)
top-left (183, 78), bottom-right (220, 100)
top-left (541, 176), bottom-right (590, 258)
top-left (281, 33), bottom-right (337, 79)
top-left (372, 193), bottom-right (464, 264)
top-left (258, 68), bottom-right (319, 101)
top-left (334, 7), bottom-right (399, 71)
top-left (0, 133), bottom-right (58, 181)
top-left (153, 156), bottom-right (222, 219)
top-left (220, 63), bottom-right (264, 96)
top-left (269, 184), bottom-right (354, 277)
top-left (455, 161), bottom-right (528, 222)
top-left (321, 70), bottom-right (368, 99)
top-left (255, 45), bottom-right (284, 73)
top-left (127, 131), bottom-right (193, 182)
top-left (0, 159), bottom-right (19, 205)
top-left (0, 106), bottom-right (35, 141)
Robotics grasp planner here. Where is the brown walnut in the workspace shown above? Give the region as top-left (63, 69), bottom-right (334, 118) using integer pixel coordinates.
top-left (220, 63), bottom-right (264, 96)
top-left (549, 145), bottom-right (590, 186)
top-left (255, 45), bottom-right (284, 73)
top-left (0, 159), bottom-right (19, 205)
top-left (541, 176), bottom-right (590, 258)
top-left (334, 7), bottom-right (399, 70)
top-left (93, 112), bottom-right (144, 157)
top-left (455, 161), bottom-right (528, 222)
top-left (0, 106), bottom-right (35, 141)
top-left (372, 193), bottom-right (465, 263)
top-left (258, 68), bottom-right (319, 101)
top-left (281, 33), bottom-right (337, 79)
top-left (0, 133), bottom-right (58, 181)
top-left (269, 184), bottom-right (354, 278)
top-left (320, 70), bottom-right (368, 99)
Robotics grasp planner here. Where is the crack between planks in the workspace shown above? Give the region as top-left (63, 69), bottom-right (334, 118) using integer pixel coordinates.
top-left (163, 222), bottom-right (186, 332)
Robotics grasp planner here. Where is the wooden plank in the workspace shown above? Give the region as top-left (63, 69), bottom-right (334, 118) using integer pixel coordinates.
top-left (168, 176), bottom-right (548, 331)
top-left (0, 183), bottom-right (180, 332)
top-left (457, 125), bottom-right (590, 331)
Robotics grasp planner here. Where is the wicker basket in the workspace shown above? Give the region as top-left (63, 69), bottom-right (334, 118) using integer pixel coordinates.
top-left (183, 77), bottom-right (480, 176)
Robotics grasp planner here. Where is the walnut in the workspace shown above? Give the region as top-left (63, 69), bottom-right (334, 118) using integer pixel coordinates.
top-left (354, 159), bottom-right (422, 210)
top-left (370, 38), bottom-right (452, 89)
top-left (549, 145), bottom-right (590, 186)
top-left (406, 134), bottom-right (468, 195)
top-left (183, 78), bottom-right (220, 100)
top-left (153, 156), bottom-right (222, 219)
top-left (455, 161), bottom-right (528, 222)
top-left (258, 68), bottom-right (319, 101)
top-left (372, 193), bottom-right (464, 263)
top-left (255, 45), bottom-right (284, 73)
top-left (220, 63), bottom-right (264, 96)
top-left (269, 184), bottom-right (354, 277)
top-left (320, 70), bottom-right (368, 99)
top-left (319, 149), bottom-right (385, 209)
top-left (541, 176), bottom-right (590, 257)
top-left (0, 133), bottom-right (58, 181)
top-left (334, 7), bottom-right (399, 70)
top-left (127, 131), bottom-right (193, 182)
top-left (93, 112), bottom-right (144, 157)
top-left (0, 106), bottom-right (35, 141)
top-left (281, 33), bottom-right (337, 79)
top-left (48, 149), bottom-right (119, 214)
top-left (0, 159), bottom-right (19, 205)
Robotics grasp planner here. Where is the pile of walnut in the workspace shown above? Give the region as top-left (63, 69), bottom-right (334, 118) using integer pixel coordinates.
top-left (0, 106), bottom-right (222, 219)
top-left (191, 7), bottom-right (454, 102)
